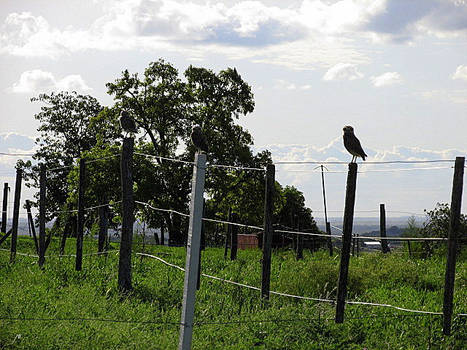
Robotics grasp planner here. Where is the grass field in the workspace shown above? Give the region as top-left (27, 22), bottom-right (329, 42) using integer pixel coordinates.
top-left (0, 236), bottom-right (465, 349)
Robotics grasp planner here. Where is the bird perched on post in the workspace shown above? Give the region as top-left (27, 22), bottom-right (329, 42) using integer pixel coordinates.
top-left (343, 125), bottom-right (367, 163)
top-left (119, 110), bottom-right (137, 137)
top-left (191, 125), bottom-right (208, 153)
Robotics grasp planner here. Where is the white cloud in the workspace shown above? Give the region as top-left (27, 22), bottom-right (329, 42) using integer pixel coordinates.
top-left (452, 64), bottom-right (467, 80)
top-left (10, 69), bottom-right (92, 94)
top-left (273, 79), bottom-right (311, 90)
top-left (370, 72), bottom-right (402, 87)
top-left (323, 63), bottom-right (364, 81)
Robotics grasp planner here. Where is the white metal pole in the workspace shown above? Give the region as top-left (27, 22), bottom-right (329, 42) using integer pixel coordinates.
top-left (178, 153), bottom-right (206, 350)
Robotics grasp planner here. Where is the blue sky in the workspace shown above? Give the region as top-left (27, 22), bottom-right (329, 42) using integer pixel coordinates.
top-left (0, 0), bottom-right (466, 219)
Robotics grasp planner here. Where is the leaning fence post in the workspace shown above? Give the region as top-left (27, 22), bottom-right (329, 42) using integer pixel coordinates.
top-left (335, 162), bottom-right (358, 323)
top-left (261, 164), bottom-right (275, 301)
top-left (9, 169), bottom-right (22, 263)
top-left (38, 165), bottom-right (46, 267)
top-left (1, 183), bottom-right (8, 233)
top-left (98, 199), bottom-right (109, 253)
top-left (25, 200), bottom-right (39, 254)
top-left (224, 207), bottom-right (232, 259)
top-left (442, 156), bottom-right (464, 335)
top-left (178, 153), bottom-right (206, 350)
top-left (118, 137), bottom-right (134, 292)
top-left (75, 158), bottom-right (86, 271)
top-left (380, 204), bottom-right (390, 253)
top-left (230, 213), bottom-right (238, 260)
top-left (326, 222), bottom-right (333, 256)
top-left (296, 218), bottom-right (303, 260)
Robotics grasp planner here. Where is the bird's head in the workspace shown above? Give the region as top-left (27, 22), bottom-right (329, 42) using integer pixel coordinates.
top-left (120, 110), bottom-right (129, 118)
top-left (343, 125), bottom-right (354, 134)
top-left (192, 124), bottom-right (201, 131)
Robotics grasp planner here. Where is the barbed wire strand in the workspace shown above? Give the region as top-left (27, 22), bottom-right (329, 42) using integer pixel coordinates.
top-left (134, 152), bottom-right (195, 166)
top-left (135, 200), bottom-right (190, 218)
top-left (207, 163), bottom-right (265, 172)
top-left (277, 166), bottom-right (455, 173)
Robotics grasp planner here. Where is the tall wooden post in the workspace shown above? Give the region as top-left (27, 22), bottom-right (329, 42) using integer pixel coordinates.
top-left (380, 204), bottom-right (390, 253)
top-left (335, 162), bottom-right (358, 323)
top-left (98, 201), bottom-right (108, 253)
top-left (118, 138), bottom-right (135, 292)
top-left (25, 200), bottom-right (39, 254)
top-left (443, 156), bottom-right (464, 335)
top-left (261, 164), bottom-right (275, 301)
top-left (326, 222), bottom-right (333, 256)
top-left (296, 218), bottom-right (303, 260)
top-left (224, 208), bottom-right (232, 259)
top-left (356, 234), bottom-right (360, 256)
top-left (9, 169), bottom-right (22, 263)
top-left (230, 213), bottom-right (238, 260)
top-left (179, 153), bottom-right (206, 350)
top-left (75, 158), bottom-right (86, 271)
top-left (1, 183), bottom-right (8, 233)
top-left (38, 165), bottom-right (46, 268)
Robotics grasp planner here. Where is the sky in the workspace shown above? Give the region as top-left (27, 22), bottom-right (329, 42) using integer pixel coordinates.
top-left (0, 0), bottom-right (466, 222)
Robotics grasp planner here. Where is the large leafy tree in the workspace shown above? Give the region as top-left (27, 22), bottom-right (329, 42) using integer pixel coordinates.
top-left (105, 59), bottom-right (268, 244)
top-left (19, 91), bottom-right (104, 225)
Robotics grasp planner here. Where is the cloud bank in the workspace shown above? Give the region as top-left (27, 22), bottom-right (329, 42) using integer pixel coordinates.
top-left (1, 1), bottom-right (466, 69)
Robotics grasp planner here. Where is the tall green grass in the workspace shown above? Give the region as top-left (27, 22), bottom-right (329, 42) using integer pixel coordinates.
top-left (0, 236), bottom-right (465, 349)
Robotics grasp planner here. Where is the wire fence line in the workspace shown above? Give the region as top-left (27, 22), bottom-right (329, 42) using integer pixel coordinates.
top-left (273, 159), bottom-right (458, 165)
top-left (137, 253), bottom-right (466, 317)
top-left (277, 166), bottom-right (456, 174)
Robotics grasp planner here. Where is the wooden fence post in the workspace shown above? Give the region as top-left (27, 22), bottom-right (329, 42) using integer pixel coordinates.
top-left (118, 137), bottom-right (134, 292)
top-left (98, 201), bottom-right (109, 253)
top-left (442, 156), bottom-right (464, 335)
top-left (296, 218), bottom-right (303, 260)
top-left (335, 162), bottom-right (358, 323)
top-left (38, 165), bottom-right (46, 267)
top-left (75, 158), bottom-right (86, 271)
top-left (1, 183), bottom-right (8, 233)
top-left (261, 164), bottom-right (275, 301)
top-left (230, 213), bottom-right (238, 260)
top-left (179, 153), bottom-right (206, 350)
top-left (380, 204), bottom-right (390, 253)
top-left (356, 234), bottom-right (360, 256)
top-left (25, 200), bottom-right (39, 254)
top-left (326, 222), bottom-right (333, 256)
top-left (9, 169), bottom-right (22, 263)
top-left (224, 207), bottom-right (232, 259)
top-left (351, 234), bottom-right (356, 256)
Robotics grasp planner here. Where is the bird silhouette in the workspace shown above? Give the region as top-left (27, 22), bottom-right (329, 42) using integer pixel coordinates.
top-left (191, 125), bottom-right (208, 153)
top-left (343, 126), bottom-right (367, 163)
top-left (119, 110), bottom-right (137, 136)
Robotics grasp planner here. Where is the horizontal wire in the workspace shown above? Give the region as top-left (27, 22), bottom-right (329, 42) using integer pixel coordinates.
top-left (135, 201), bottom-right (190, 218)
top-left (45, 202), bottom-right (121, 215)
top-left (275, 229), bottom-right (341, 240)
top-left (0, 316), bottom-right (181, 326)
top-left (134, 152), bottom-right (195, 166)
top-left (207, 163), bottom-right (265, 172)
top-left (277, 166), bottom-right (454, 173)
top-left (274, 159), bottom-right (457, 165)
top-left (202, 217), bottom-right (263, 230)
